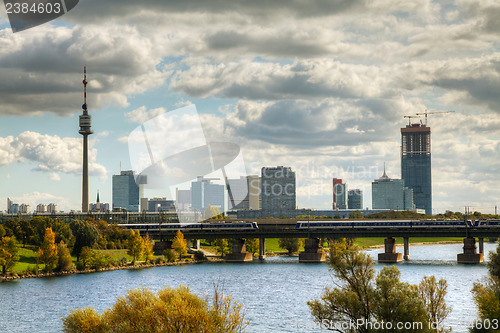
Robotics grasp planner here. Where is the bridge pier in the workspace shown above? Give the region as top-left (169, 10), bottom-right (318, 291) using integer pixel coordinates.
top-left (378, 237), bottom-right (402, 263)
top-left (259, 238), bottom-right (266, 260)
top-left (299, 238), bottom-right (326, 263)
top-left (403, 237), bottom-right (410, 260)
top-left (187, 239), bottom-right (200, 250)
top-left (457, 237), bottom-right (484, 264)
top-left (225, 239), bottom-right (253, 262)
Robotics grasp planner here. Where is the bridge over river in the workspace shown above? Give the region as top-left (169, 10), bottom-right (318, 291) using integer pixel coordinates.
top-left (123, 218), bottom-right (500, 264)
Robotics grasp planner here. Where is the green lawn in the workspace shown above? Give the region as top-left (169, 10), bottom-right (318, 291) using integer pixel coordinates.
top-left (95, 249), bottom-right (133, 261)
top-left (354, 237), bottom-right (465, 248)
top-left (12, 246), bottom-right (39, 272)
top-left (11, 248), bottom-right (134, 273)
top-left (200, 238), bottom-right (304, 255)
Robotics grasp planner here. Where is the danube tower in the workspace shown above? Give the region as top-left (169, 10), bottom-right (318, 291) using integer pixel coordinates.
top-left (79, 67), bottom-right (93, 212)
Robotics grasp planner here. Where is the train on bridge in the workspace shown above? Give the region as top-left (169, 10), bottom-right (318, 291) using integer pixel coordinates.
top-left (117, 221), bottom-right (259, 232)
top-left (115, 219), bottom-right (500, 233)
top-left (294, 219), bottom-right (500, 229)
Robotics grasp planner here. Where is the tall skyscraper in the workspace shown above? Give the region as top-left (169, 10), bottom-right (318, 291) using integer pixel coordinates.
top-left (261, 166), bottom-right (296, 213)
top-left (348, 189), bottom-right (363, 210)
top-left (332, 178), bottom-right (347, 209)
top-left (372, 169), bottom-right (414, 211)
top-left (401, 123), bottom-right (431, 214)
top-left (7, 198), bottom-right (12, 214)
top-left (112, 170), bottom-right (144, 212)
top-left (226, 175), bottom-right (260, 210)
top-left (79, 67), bottom-right (93, 213)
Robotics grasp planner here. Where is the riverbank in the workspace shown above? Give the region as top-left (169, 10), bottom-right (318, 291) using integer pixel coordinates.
top-left (0, 257), bottom-right (224, 282)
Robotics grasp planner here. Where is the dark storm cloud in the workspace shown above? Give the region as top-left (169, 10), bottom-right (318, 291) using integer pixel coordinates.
top-left (223, 99), bottom-right (398, 147)
top-left (69, 0), bottom-right (368, 22)
top-left (0, 25), bottom-right (166, 116)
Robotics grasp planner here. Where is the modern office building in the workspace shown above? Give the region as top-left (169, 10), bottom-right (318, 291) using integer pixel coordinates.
top-left (247, 175), bottom-right (261, 210)
top-left (10, 203), bottom-right (19, 214)
top-left (372, 169), bottom-right (414, 211)
top-left (401, 123), bottom-right (432, 214)
top-left (348, 189), bottom-right (363, 210)
top-left (191, 177), bottom-right (226, 214)
top-left (332, 178), bottom-right (347, 209)
top-left (261, 166), bottom-right (296, 213)
top-left (112, 170), bottom-right (146, 212)
top-left (148, 197), bottom-right (175, 212)
top-left (226, 175), bottom-right (261, 210)
top-left (7, 198), bottom-right (13, 214)
top-left (176, 189), bottom-right (192, 211)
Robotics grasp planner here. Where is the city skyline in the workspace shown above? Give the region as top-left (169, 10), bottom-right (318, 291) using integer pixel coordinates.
top-left (0, 1), bottom-right (499, 214)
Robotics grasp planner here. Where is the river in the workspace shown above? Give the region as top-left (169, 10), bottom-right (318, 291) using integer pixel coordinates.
top-left (0, 243), bottom-right (497, 332)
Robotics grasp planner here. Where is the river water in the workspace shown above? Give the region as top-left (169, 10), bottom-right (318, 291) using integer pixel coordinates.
top-left (0, 243), bottom-right (497, 333)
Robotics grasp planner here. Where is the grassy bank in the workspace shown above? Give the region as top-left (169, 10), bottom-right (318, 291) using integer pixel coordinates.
top-left (11, 247), bottom-right (135, 273)
top-left (354, 237), bottom-right (465, 248)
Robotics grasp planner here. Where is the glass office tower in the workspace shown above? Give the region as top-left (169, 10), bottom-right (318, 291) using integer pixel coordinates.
top-left (401, 124), bottom-right (432, 215)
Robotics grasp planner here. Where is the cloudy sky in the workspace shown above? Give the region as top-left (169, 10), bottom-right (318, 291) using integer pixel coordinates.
top-left (0, 0), bottom-right (499, 213)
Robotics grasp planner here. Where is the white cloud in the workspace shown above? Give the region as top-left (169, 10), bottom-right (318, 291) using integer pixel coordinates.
top-left (0, 131), bottom-right (107, 178)
top-left (49, 173), bottom-right (61, 181)
top-left (126, 106), bottom-right (167, 124)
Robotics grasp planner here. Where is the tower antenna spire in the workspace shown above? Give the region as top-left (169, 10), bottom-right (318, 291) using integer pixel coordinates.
top-left (83, 66), bottom-right (87, 114)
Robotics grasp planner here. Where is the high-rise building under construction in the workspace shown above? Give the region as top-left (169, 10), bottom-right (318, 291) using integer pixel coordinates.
top-left (401, 123), bottom-right (431, 214)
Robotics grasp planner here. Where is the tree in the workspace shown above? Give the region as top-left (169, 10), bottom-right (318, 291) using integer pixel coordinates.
top-left (418, 276), bottom-right (451, 332)
top-left (142, 234), bottom-right (154, 263)
top-left (0, 225), bottom-right (5, 239)
top-left (203, 205), bottom-right (223, 219)
top-left (308, 239), bottom-right (449, 333)
top-left (172, 230), bottom-right (188, 260)
top-left (62, 285), bottom-right (247, 333)
top-left (470, 243), bottom-right (500, 332)
top-left (215, 239), bottom-right (230, 256)
top-left (0, 236), bottom-right (20, 275)
top-left (245, 238), bottom-right (258, 256)
top-left (57, 241), bottom-right (73, 272)
top-left (38, 227), bottom-right (58, 272)
top-left (127, 230), bottom-right (144, 264)
top-left (349, 210), bottom-right (364, 219)
top-left (278, 238), bottom-right (302, 255)
top-left (70, 220), bottom-right (99, 260)
top-left (374, 266), bottom-right (430, 332)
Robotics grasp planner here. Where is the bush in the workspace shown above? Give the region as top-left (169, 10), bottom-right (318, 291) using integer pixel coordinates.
top-left (62, 286), bottom-right (247, 333)
top-left (25, 265), bottom-right (39, 275)
top-left (194, 250), bottom-right (207, 261)
top-left (163, 249), bottom-right (177, 263)
top-left (76, 247), bottom-right (113, 270)
top-left (155, 257), bottom-right (165, 265)
top-left (118, 257), bottom-right (128, 266)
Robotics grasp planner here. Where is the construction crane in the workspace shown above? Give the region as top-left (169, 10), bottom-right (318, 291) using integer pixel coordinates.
top-left (416, 110), bottom-right (455, 126)
top-left (403, 115), bottom-right (422, 126)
